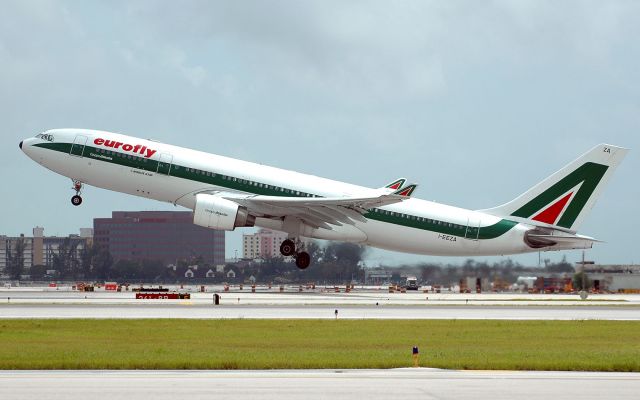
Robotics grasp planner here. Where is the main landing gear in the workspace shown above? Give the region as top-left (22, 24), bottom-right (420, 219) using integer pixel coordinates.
top-left (71, 180), bottom-right (83, 206)
top-left (280, 239), bottom-right (311, 270)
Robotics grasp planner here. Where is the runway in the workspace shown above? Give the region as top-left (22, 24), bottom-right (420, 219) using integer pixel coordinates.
top-left (3, 286), bottom-right (640, 307)
top-left (2, 303), bottom-right (640, 320)
top-left (1, 369), bottom-right (638, 400)
top-left (1, 288), bottom-right (639, 320)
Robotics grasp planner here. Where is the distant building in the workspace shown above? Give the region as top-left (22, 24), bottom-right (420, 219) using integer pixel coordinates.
top-left (243, 231), bottom-right (261, 259)
top-left (243, 229), bottom-right (304, 259)
top-left (93, 211), bottom-right (224, 266)
top-left (39, 228), bottom-right (92, 268)
top-left (582, 264), bottom-right (640, 292)
top-left (0, 234), bottom-right (34, 274)
top-left (364, 269), bottom-right (392, 285)
top-left (0, 227), bottom-right (92, 277)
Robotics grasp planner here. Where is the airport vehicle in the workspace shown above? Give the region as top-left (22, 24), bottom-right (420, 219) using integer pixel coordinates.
top-left (405, 277), bottom-right (419, 290)
top-left (20, 130), bottom-right (626, 269)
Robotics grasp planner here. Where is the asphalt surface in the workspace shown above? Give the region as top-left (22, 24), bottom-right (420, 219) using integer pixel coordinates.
top-left (1, 303), bottom-right (639, 320)
top-left (1, 369), bottom-right (638, 400)
top-left (2, 287), bottom-right (640, 320)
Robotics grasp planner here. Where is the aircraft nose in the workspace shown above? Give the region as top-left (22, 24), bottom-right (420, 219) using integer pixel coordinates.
top-left (19, 141), bottom-right (23, 150)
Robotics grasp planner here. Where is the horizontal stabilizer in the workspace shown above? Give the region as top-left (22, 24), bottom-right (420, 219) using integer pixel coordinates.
top-left (524, 229), bottom-right (599, 250)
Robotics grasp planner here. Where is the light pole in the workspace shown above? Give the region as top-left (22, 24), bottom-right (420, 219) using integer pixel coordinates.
top-left (575, 251), bottom-right (594, 300)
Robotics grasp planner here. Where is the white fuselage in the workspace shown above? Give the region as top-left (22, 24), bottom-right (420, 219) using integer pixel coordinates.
top-left (21, 129), bottom-right (569, 257)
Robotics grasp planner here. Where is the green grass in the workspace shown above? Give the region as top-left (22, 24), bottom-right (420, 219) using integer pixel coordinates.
top-left (0, 319), bottom-right (638, 371)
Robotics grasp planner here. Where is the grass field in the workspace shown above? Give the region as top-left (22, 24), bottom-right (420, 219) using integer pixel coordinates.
top-left (0, 319), bottom-right (638, 371)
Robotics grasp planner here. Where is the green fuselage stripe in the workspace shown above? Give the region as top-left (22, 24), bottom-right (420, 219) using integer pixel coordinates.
top-left (35, 142), bottom-right (518, 239)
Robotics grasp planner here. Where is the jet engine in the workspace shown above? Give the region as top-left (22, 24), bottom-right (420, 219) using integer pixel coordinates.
top-left (193, 193), bottom-right (255, 231)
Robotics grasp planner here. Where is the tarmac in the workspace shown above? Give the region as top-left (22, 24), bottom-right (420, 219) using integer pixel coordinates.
top-left (2, 303), bottom-right (640, 320)
top-left (1, 287), bottom-right (639, 320)
top-left (3, 285), bottom-right (640, 306)
top-left (1, 369), bottom-right (638, 400)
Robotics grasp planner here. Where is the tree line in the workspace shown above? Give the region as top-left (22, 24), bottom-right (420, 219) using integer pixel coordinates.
top-left (5, 237), bottom-right (579, 285)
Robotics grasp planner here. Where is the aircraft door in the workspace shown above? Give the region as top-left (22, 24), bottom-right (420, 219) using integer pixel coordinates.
top-left (70, 135), bottom-right (88, 157)
top-left (465, 213), bottom-right (481, 241)
top-left (156, 153), bottom-right (173, 175)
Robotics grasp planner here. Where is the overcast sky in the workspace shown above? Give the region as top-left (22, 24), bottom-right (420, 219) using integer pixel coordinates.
top-left (2, 1), bottom-right (639, 267)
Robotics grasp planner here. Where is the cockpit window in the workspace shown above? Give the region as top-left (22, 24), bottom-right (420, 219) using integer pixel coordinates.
top-left (35, 133), bottom-right (54, 141)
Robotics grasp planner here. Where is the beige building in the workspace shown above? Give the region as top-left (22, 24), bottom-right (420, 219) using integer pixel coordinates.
top-left (242, 229), bottom-right (292, 259)
top-left (0, 234), bottom-right (34, 273)
top-left (0, 227), bottom-right (92, 278)
top-left (243, 232), bottom-right (261, 259)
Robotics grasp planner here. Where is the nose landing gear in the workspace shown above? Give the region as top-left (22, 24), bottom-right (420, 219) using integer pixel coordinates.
top-left (279, 239), bottom-right (311, 270)
top-left (71, 180), bottom-right (83, 206)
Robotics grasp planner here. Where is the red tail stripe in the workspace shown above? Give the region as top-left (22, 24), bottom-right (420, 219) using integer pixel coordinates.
top-left (532, 192), bottom-right (573, 225)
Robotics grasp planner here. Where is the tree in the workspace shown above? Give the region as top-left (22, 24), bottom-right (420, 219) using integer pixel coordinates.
top-left (6, 237), bottom-right (25, 280)
top-left (420, 264), bottom-right (442, 284)
top-left (572, 272), bottom-right (591, 291)
top-left (547, 255), bottom-right (574, 274)
top-left (111, 260), bottom-right (140, 281)
top-left (30, 265), bottom-right (47, 280)
top-left (253, 257), bottom-right (293, 282)
top-left (139, 259), bottom-right (165, 281)
top-left (319, 242), bottom-right (366, 283)
top-left (93, 246), bottom-right (113, 280)
top-left (52, 238), bottom-right (81, 279)
top-left (79, 243), bottom-right (98, 279)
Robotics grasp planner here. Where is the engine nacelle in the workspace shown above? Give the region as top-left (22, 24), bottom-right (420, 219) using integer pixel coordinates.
top-left (193, 194), bottom-right (254, 231)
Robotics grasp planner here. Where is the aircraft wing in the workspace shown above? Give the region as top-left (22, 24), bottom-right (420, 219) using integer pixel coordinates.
top-left (224, 193), bottom-right (407, 230)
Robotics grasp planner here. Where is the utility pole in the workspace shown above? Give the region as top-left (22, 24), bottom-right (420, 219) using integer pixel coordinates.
top-left (575, 251), bottom-right (594, 299)
top-left (538, 251), bottom-right (541, 268)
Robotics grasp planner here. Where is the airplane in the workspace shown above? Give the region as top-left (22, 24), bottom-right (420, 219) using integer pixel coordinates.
top-left (20, 129), bottom-right (627, 269)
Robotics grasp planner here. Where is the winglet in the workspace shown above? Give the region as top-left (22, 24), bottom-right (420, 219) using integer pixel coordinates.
top-left (394, 184), bottom-right (417, 197)
top-left (383, 178), bottom-right (406, 191)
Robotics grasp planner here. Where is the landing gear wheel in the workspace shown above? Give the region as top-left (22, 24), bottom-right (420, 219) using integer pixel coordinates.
top-left (295, 251), bottom-right (311, 270)
top-left (280, 239), bottom-right (296, 256)
top-left (71, 180), bottom-right (84, 206)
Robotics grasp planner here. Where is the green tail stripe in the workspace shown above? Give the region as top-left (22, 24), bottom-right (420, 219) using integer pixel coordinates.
top-left (511, 162), bottom-right (608, 228)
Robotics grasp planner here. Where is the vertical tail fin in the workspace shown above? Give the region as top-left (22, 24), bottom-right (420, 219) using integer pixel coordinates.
top-left (481, 144), bottom-right (628, 231)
